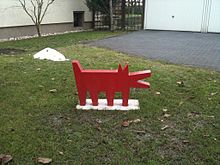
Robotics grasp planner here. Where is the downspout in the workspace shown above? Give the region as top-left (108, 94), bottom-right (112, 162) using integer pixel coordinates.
top-left (142, 0), bottom-right (145, 29)
top-left (205, 0), bottom-right (212, 33)
top-left (143, 0), bottom-right (148, 30)
top-left (201, 0), bottom-right (212, 33)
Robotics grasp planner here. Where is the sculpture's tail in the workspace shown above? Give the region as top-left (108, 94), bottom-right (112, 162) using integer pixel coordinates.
top-left (72, 60), bottom-right (83, 75)
top-left (72, 60), bottom-right (86, 106)
top-left (72, 60), bottom-right (83, 88)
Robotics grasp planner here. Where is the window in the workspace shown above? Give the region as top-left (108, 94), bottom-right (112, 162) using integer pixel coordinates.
top-left (73, 11), bottom-right (84, 27)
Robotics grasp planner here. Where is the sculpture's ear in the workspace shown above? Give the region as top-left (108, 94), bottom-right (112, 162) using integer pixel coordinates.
top-left (118, 64), bottom-right (123, 72)
top-left (123, 64), bottom-right (129, 74)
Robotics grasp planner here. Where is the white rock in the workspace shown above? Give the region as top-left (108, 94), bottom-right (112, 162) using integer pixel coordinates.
top-left (33, 47), bottom-right (69, 61)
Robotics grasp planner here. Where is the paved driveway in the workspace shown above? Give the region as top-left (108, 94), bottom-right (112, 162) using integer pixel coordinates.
top-left (90, 30), bottom-right (220, 71)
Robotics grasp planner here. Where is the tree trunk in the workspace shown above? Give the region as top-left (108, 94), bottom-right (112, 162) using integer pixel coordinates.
top-left (109, 0), bottom-right (114, 32)
top-left (36, 23), bottom-right (42, 37)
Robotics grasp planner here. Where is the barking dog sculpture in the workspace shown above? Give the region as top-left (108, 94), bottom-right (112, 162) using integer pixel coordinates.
top-left (72, 60), bottom-right (151, 107)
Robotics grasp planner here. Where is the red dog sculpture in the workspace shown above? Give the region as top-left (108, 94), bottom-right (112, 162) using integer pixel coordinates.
top-left (72, 60), bottom-right (151, 106)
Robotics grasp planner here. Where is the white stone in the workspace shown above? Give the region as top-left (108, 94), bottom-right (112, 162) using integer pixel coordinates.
top-left (33, 47), bottom-right (69, 61)
top-left (76, 99), bottom-right (140, 111)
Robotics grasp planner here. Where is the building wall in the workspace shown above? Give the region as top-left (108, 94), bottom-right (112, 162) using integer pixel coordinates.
top-left (0, 0), bottom-right (93, 39)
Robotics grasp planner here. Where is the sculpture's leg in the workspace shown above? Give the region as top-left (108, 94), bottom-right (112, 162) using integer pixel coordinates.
top-left (122, 89), bottom-right (129, 106)
top-left (106, 91), bottom-right (114, 106)
top-left (78, 89), bottom-right (86, 106)
top-left (90, 91), bottom-right (98, 106)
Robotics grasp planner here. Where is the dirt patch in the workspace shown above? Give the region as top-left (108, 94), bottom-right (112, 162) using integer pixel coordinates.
top-left (0, 48), bottom-right (25, 55)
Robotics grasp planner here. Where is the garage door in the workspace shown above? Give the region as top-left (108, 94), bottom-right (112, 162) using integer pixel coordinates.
top-left (208, 0), bottom-right (220, 33)
top-left (144, 0), bottom-right (204, 32)
top-left (144, 0), bottom-right (220, 33)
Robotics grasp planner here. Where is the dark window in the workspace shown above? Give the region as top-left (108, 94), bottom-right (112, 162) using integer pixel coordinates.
top-left (73, 11), bottom-right (84, 27)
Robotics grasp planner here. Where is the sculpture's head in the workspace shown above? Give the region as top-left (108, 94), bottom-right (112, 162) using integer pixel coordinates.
top-left (117, 64), bottom-right (151, 89)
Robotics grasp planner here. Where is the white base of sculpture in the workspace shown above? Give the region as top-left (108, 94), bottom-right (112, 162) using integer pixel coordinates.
top-left (76, 99), bottom-right (139, 110)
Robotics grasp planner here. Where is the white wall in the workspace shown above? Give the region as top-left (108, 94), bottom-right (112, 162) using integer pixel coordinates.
top-left (208, 0), bottom-right (220, 33)
top-left (0, 0), bottom-right (92, 28)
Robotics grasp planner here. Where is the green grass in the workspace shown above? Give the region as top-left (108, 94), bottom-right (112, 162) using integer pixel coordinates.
top-left (0, 31), bottom-right (123, 52)
top-left (0, 31), bottom-right (220, 164)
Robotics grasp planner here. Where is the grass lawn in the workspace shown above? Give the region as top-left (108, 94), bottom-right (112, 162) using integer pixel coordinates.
top-left (0, 31), bottom-right (219, 164)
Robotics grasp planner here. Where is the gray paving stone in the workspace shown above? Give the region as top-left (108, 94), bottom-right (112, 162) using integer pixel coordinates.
top-left (90, 30), bottom-right (220, 71)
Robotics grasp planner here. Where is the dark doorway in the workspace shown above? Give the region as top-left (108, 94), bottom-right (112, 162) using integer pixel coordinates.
top-left (74, 11), bottom-right (84, 27)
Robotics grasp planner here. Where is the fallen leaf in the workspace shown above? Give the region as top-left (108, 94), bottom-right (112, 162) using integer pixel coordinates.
top-left (49, 89), bottom-right (57, 93)
top-left (161, 125), bottom-right (169, 130)
top-left (155, 91), bottom-right (161, 95)
top-left (37, 157), bottom-right (52, 164)
top-left (122, 120), bottom-right (129, 127)
top-left (132, 130), bottom-right (146, 134)
top-left (177, 81), bottom-right (185, 87)
top-left (0, 154), bottom-right (13, 164)
top-left (187, 111), bottom-right (200, 118)
top-left (182, 140), bottom-right (190, 144)
top-left (96, 125), bottom-right (101, 131)
top-left (129, 119), bottom-right (141, 123)
top-left (187, 112), bottom-right (193, 117)
top-left (58, 151), bottom-right (64, 155)
top-left (95, 119), bottom-right (102, 124)
top-left (178, 101), bottom-right (184, 106)
top-left (162, 108), bottom-right (168, 112)
top-left (164, 114), bottom-right (171, 118)
top-left (202, 115), bottom-right (215, 118)
top-left (211, 92), bottom-right (217, 96)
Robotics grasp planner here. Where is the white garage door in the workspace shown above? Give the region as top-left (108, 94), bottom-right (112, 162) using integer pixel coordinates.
top-left (208, 0), bottom-right (220, 33)
top-left (144, 0), bottom-right (204, 32)
top-left (144, 0), bottom-right (220, 33)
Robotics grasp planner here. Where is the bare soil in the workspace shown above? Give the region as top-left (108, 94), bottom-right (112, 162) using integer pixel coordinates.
top-left (0, 48), bottom-right (25, 55)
